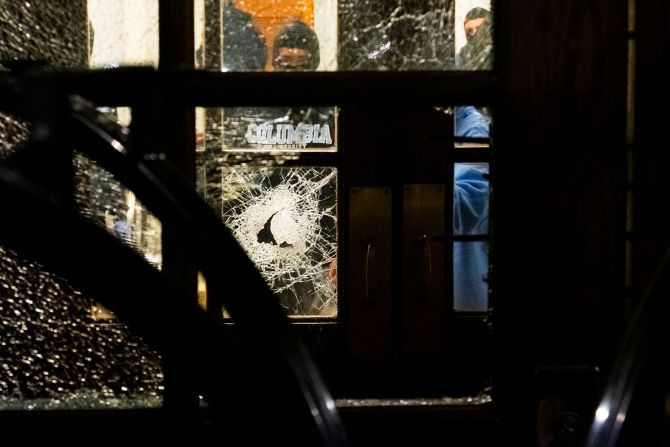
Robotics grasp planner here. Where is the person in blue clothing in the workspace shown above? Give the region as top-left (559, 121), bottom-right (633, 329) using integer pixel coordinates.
top-left (453, 105), bottom-right (491, 311)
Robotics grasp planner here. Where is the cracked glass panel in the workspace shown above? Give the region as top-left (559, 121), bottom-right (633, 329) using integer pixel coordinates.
top-left (0, 0), bottom-right (88, 69)
top-left (215, 166), bottom-right (338, 317)
top-left (196, 0), bottom-right (492, 71)
top-left (339, 0), bottom-right (454, 70)
top-left (1, 0), bottom-right (86, 156)
top-left (0, 114), bottom-right (30, 160)
top-left (0, 1), bottom-right (163, 410)
top-left (0, 247), bottom-right (163, 409)
top-left (341, 0), bottom-right (492, 70)
top-left (0, 1), bottom-right (157, 70)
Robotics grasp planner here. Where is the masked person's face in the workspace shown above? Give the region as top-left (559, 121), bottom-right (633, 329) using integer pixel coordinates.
top-left (464, 17), bottom-right (487, 41)
top-left (273, 47), bottom-right (313, 71)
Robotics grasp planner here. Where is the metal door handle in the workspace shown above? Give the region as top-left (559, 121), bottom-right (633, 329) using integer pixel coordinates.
top-left (365, 239), bottom-right (376, 304)
top-left (418, 235), bottom-right (432, 301)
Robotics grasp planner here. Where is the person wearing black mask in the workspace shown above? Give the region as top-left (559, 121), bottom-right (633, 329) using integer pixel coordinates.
top-left (271, 19), bottom-right (320, 71)
top-left (457, 7), bottom-right (493, 70)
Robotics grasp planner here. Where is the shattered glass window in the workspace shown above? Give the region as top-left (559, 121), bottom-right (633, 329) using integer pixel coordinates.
top-left (1, 3), bottom-right (164, 410)
top-left (1, 0), bottom-right (86, 158)
top-left (0, 247), bottom-right (163, 410)
top-left (195, 0), bottom-right (492, 71)
top-left (0, 114), bottom-right (30, 160)
top-left (0, 1), bottom-right (158, 69)
top-left (0, 0), bottom-right (88, 69)
top-left (339, 0), bottom-right (454, 70)
top-left (198, 165), bottom-right (338, 317)
top-left (0, 113), bottom-right (164, 407)
top-left (196, 102), bottom-right (339, 317)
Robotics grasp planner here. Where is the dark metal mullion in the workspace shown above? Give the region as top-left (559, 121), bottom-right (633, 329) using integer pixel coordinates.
top-left (220, 150), bottom-right (488, 167)
top-left (156, 0), bottom-right (199, 421)
top-left (453, 151), bottom-right (493, 164)
top-left (41, 70), bottom-right (502, 106)
top-left (267, 152), bottom-right (339, 167)
top-left (445, 153), bottom-right (456, 317)
top-left (187, 72), bottom-right (501, 106)
top-left (454, 137), bottom-right (490, 144)
top-left (453, 235), bottom-right (489, 242)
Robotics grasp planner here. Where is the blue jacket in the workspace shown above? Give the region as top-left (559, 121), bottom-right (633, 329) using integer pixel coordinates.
top-left (453, 106), bottom-right (490, 311)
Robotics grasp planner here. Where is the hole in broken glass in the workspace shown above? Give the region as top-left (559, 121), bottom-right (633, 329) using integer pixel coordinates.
top-left (220, 166), bottom-right (338, 317)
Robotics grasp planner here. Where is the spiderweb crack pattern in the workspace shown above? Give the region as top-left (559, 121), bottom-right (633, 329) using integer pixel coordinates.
top-left (221, 167), bottom-right (337, 316)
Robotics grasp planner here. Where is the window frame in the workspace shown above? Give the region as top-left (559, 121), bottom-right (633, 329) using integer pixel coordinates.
top-left (74, 0), bottom-right (503, 403)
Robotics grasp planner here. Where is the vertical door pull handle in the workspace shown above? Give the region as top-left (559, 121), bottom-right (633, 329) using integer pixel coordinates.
top-left (365, 239), bottom-right (376, 304)
top-left (418, 235), bottom-right (432, 301)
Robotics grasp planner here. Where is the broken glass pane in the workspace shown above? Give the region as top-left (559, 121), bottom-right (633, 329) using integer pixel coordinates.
top-left (0, 246), bottom-right (163, 409)
top-left (340, 0), bottom-right (454, 70)
top-left (0, 114), bottom-right (30, 159)
top-left (341, 0), bottom-right (492, 70)
top-left (218, 166), bottom-right (338, 317)
top-left (0, 1), bottom-right (157, 70)
top-left (197, 0), bottom-right (492, 71)
top-left (0, 0), bottom-right (88, 69)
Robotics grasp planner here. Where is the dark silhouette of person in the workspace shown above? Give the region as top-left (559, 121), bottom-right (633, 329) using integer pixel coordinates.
top-left (272, 19), bottom-right (320, 71)
top-left (222, 0), bottom-right (267, 71)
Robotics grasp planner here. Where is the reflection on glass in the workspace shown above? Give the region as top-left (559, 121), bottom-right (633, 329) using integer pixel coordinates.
top-left (0, 2), bottom-right (163, 410)
top-left (74, 153), bottom-right (163, 272)
top-left (453, 241), bottom-right (488, 312)
top-left (219, 167), bottom-right (337, 317)
top-left (0, 1), bottom-right (158, 69)
top-left (195, 0), bottom-right (493, 71)
top-left (0, 114), bottom-right (30, 159)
